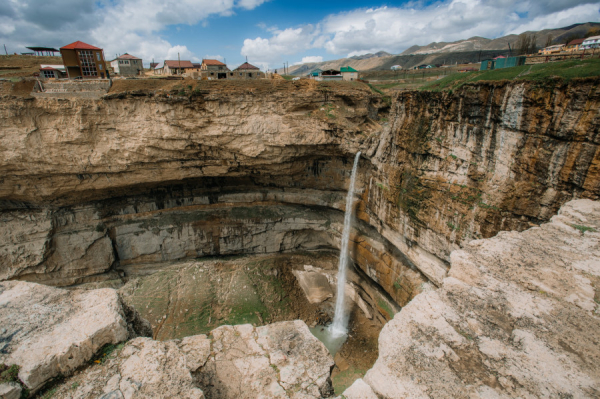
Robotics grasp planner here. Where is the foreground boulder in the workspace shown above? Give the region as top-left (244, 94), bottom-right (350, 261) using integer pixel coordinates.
top-left (359, 199), bottom-right (600, 398)
top-left (0, 282), bottom-right (151, 393)
top-left (52, 321), bottom-right (333, 399)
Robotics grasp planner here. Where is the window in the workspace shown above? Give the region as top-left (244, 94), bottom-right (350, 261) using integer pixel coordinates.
top-left (79, 50), bottom-right (96, 67)
top-left (79, 50), bottom-right (98, 76)
top-left (248, 73), bottom-right (252, 77)
top-left (98, 64), bottom-right (103, 70)
top-left (82, 66), bottom-right (97, 76)
top-left (239, 73), bottom-right (242, 76)
top-left (96, 52), bottom-right (101, 61)
top-left (43, 70), bottom-right (54, 78)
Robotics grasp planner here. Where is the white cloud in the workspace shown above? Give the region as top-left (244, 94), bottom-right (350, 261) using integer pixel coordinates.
top-left (0, 0), bottom-right (268, 65)
top-left (236, 0), bottom-right (269, 10)
top-left (293, 56), bottom-right (323, 65)
top-left (241, 0), bottom-right (600, 64)
top-left (204, 54), bottom-right (224, 61)
top-left (241, 24), bottom-right (325, 67)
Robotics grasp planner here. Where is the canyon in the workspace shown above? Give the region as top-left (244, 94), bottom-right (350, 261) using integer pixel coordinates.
top-left (0, 77), bottom-right (599, 397)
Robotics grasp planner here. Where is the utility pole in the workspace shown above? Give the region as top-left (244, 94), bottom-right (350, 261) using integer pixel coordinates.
top-left (4, 44), bottom-right (7, 55)
top-left (178, 52), bottom-right (181, 75)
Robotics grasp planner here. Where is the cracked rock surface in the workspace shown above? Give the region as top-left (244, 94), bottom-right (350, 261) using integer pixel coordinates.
top-left (0, 282), bottom-right (144, 392)
top-left (52, 321), bottom-right (333, 399)
top-left (359, 199), bottom-right (600, 398)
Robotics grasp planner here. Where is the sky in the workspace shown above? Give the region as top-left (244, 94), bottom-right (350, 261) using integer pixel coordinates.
top-left (1, 0), bottom-right (599, 70)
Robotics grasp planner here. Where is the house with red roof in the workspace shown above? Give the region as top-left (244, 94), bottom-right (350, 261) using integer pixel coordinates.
top-left (59, 41), bottom-right (109, 79)
top-left (161, 60), bottom-right (194, 75)
top-left (565, 38), bottom-right (585, 52)
top-left (232, 62), bottom-right (265, 79)
top-left (110, 53), bottom-right (143, 76)
top-left (200, 59), bottom-right (231, 79)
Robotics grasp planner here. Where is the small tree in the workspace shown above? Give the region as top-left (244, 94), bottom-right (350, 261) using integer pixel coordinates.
top-left (516, 33), bottom-right (538, 55)
top-left (528, 33), bottom-right (538, 54)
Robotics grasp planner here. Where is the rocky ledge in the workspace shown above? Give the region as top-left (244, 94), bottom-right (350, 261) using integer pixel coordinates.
top-left (0, 281), bottom-right (334, 398)
top-left (353, 199), bottom-right (600, 398)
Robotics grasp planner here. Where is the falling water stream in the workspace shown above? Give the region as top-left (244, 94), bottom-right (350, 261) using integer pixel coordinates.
top-left (311, 152), bottom-right (361, 355)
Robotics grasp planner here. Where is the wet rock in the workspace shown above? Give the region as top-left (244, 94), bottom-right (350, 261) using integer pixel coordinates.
top-left (362, 199), bottom-right (600, 397)
top-left (292, 269), bottom-right (334, 304)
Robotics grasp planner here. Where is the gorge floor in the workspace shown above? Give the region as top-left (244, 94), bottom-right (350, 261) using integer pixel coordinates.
top-left (113, 252), bottom-right (383, 395)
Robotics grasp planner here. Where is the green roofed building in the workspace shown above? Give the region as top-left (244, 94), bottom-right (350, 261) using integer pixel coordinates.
top-left (340, 66), bottom-right (358, 81)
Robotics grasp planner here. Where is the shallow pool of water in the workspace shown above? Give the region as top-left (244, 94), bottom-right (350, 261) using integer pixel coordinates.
top-left (310, 325), bottom-right (347, 356)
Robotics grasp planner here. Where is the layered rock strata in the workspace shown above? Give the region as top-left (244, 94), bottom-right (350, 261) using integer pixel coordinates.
top-left (358, 199), bottom-right (600, 398)
top-left (1, 78), bottom-right (599, 310)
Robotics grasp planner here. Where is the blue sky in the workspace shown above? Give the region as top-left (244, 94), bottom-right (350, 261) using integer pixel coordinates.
top-left (1, 0), bottom-right (599, 70)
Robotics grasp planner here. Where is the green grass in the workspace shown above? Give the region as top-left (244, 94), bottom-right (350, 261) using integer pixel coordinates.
top-left (570, 224), bottom-right (598, 234)
top-left (332, 366), bottom-right (368, 395)
top-left (91, 342), bottom-right (126, 364)
top-left (0, 364), bottom-right (19, 384)
top-left (366, 83), bottom-right (385, 95)
top-left (377, 299), bottom-right (395, 319)
top-left (41, 388), bottom-right (57, 399)
top-left (421, 58), bottom-right (600, 92)
top-left (371, 82), bottom-right (402, 90)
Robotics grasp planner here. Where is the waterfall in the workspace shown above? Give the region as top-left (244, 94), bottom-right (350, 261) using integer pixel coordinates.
top-left (330, 152), bottom-right (361, 337)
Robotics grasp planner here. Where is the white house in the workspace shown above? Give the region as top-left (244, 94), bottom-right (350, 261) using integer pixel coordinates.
top-left (39, 65), bottom-right (66, 79)
top-left (581, 35), bottom-right (600, 50)
top-left (110, 53), bottom-right (143, 76)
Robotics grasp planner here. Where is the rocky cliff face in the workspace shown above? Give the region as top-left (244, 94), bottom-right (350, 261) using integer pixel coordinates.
top-left (0, 78), bottom-right (599, 310)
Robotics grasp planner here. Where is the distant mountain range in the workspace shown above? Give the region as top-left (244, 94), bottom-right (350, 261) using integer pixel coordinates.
top-left (288, 22), bottom-right (600, 75)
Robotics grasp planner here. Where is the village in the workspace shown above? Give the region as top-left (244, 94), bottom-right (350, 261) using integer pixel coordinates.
top-left (28, 40), bottom-right (361, 83)
top-left (0, 30), bottom-right (597, 100)
top-left (28, 34), bottom-right (600, 82)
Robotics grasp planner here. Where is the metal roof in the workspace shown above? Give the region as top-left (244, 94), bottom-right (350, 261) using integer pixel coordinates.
top-left (40, 64), bottom-right (65, 71)
top-left (340, 66), bottom-right (358, 72)
top-left (60, 41), bottom-right (101, 50)
top-left (26, 46), bottom-right (59, 52)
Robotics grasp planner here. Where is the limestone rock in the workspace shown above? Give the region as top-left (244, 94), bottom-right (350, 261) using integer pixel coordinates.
top-left (362, 199), bottom-right (600, 398)
top-left (199, 321), bottom-right (335, 398)
top-left (340, 379), bottom-right (378, 399)
top-left (293, 269), bottom-right (334, 304)
top-left (0, 382), bottom-right (21, 399)
top-left (0, 282), bottom-right (149, 392)
top-left (53, 321), bottom-right (333, 399)
top-left (53, 338), bottom-right (206, 399)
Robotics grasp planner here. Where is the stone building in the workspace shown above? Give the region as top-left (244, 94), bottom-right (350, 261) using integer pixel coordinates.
top-left (200, 59), bottom-right (231, 79)
top-left (160, 60), bottom-right (194, 75)
top-left (232, 62), bottom-right (265, 79)
top-left (110, 53), bottom-right (143, 76)
top-left (340, 66), bottom-right (358, 81)
top-left (59, 41), bottom-right (109, 79)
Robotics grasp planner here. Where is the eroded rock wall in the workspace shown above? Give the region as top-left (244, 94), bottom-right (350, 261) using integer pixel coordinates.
top-left (1, 79), bottom-right (599, 308)
top-left (359, 199), bottom-right (600, 398)
top-left (362, 79), bottom-right (600, 286)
